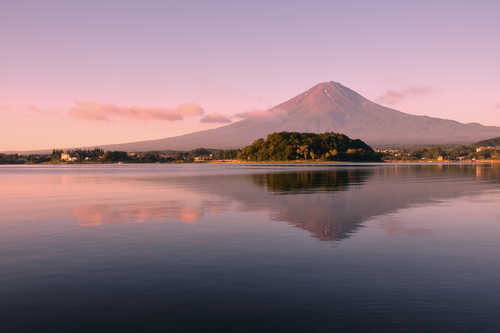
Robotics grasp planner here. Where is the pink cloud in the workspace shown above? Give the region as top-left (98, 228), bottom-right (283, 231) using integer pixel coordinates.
top-left (235, 108), bottom-right (288, 120)
top-left (69, 101), bottom-right (204, 122)
top-left (376, 86), bottom-right (434, 105)
top-left (495, 102), bottom-right (500, 109)
top-left (28, 105), bottom-right (42, 113)
top-left (200, 113), bottom-right (232, 124)
top-left (235, 109), bottom-right (269, 119)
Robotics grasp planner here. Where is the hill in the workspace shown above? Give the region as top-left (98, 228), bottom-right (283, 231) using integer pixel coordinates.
top-left (238, 132), bottom-right (380, 162)
top-left (100, 81), bottom-right (500, 151)
top-left (475, 137), bottom-right (500, 147)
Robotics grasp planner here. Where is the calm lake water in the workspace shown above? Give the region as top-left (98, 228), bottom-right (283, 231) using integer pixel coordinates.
top-left (1, 163), bottom-right (500, 332)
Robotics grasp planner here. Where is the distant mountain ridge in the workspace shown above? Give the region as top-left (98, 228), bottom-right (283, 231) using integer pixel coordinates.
top-left (475, 137), bottom-right (500, 147)
top-left (99, 81), bottom-right (500, 151)
top-left (7, 81), bottom-right (500, 153)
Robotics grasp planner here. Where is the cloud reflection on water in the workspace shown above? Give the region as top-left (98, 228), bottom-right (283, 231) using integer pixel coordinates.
top-left (72, 200), bottom-right (230, 227)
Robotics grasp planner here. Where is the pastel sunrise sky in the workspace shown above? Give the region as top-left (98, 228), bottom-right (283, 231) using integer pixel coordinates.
top-left (2, 0), bottom-right (500, 150)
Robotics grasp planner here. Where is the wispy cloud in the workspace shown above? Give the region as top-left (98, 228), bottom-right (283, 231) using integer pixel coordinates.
top-left (235, 108), bottom-right (288, 120)
top-left (2, 104), bottom-right (50, 114)
top-left (69, 101), bottom-right (204, 122)
top-left (376, 86), bottom-right (434, 105)
top-left (235, 109), bottom-right (269, 119)
top-left (28, 105), bottom-right (42, 113)
top-left (200, 113), bottom-right (232, 124)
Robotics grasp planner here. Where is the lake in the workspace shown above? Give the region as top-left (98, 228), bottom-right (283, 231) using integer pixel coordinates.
top-left (1, 163), bottom-right (500, 332)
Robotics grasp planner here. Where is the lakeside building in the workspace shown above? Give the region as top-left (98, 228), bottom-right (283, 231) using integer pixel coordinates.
top-left (194, 154), bottom-right (213, 162)
top-left (476, 146), bottom-right (500, 153)
top-left (60, 152), bottom-right (77, 162)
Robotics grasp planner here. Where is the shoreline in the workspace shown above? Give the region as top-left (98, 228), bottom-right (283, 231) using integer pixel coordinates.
top-left (2, 159), bottom-right (500, 166)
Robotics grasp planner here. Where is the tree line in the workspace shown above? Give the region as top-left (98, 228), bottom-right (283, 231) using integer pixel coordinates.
top-left (0, 147), bottom-right (241, 164)
top-left (381, 144), bottom-right (500, 161)
top-left (7, 132), bottom-right (498, 164)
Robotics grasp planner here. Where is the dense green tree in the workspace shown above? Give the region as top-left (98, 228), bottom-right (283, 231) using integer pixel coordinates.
top-left (214, 149), bottom-right (240, 160)
top-left (190, 148), bottom-right (212, 157)
top-left (102, 151), bottom-right (129, 162)
top-left (238, 132), bottom-right (381, 162)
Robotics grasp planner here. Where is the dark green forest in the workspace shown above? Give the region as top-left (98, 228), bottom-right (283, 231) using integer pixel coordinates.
top-left (237, 132), bottom-right (381, 162)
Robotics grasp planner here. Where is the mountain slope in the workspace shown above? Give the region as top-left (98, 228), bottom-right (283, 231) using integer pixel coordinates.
top-left (81, 82), bottom-right (500, 151)
top-left (475, 137), bottom-right (500, 147)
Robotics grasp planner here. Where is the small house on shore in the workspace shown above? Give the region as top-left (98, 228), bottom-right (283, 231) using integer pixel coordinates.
top-left (60, 152), bottom-right (77, 162)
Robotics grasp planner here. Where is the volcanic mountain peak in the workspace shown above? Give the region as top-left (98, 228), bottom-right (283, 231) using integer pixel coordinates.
top-left (268, 81), bottom-right (381, 124)
top-left (301, 81), bottom-right (356, 96)
top-left (273, 81), bottom-right (364, 113)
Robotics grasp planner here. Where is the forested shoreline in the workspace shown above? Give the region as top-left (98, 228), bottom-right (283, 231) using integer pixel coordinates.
top-left (3, 134), bottom-right (500, 165)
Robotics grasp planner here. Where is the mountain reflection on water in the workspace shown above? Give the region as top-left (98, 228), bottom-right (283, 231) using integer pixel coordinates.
top-left (65, 164), bottom-right (500, 241)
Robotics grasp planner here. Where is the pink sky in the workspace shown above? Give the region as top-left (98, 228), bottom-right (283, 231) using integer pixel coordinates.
top-left (2, 1), bottom-right (500, 151)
